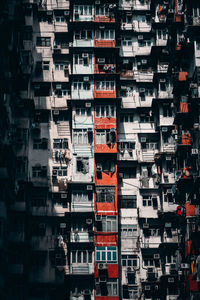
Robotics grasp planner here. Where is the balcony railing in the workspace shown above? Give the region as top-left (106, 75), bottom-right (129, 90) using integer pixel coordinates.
top-left (94, 39), bottom-right (115, 48)
top-left (94, 16), bottom-right (115, 23)
top-left (94, 64), bottom-right (116, 74)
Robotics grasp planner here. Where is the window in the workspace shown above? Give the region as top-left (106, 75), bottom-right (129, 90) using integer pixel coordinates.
top-left (75, 107), bottom-right (91, 116)
top-left (33, 138), bottom-right (48, 149)
top-left (32, 166), bottom-right (47, 178)
top-left (120, 114), bottom-right (134, 122)
top-left (118, 168), bottom-right (136, 178)
top-left (52, 166), bottom-right (67, 177)
top-left (138, 40), bottom-right (151, 47)
top-left (71, 250), bottom-right (93, 263)
top-left (43, 61), bottom-right (49, 70)
top-left (121, 225), bottom-right (137, 237)
top-left (121, 39), bottom-right (132, 46)
top-left (157, 29), bottom-right (167, 40)
top-left (96, 216), bottom-right (117, 232)
top-left (73, 81), bottom-right (91, 91)
top-left (96, 279), bottom-right (118, 296)
top-left (76, 157), bottom-right (89, 174)
top-left (36, 37), bottom-right (51, 47)
top-left (96, 6), bottom-right (109, 16)
top-left (53, 138), bottom-right (68, 149)
top-left (72, 191), bottom-right (91, 203)
top-left (96, 81), bottom-right (115, 91)
top-left (55, 63), bottom-right (68, 70)
top-left (144, 259), bottom-right (155, 267)
top-left (74, 54), bottom-right (92, 66)
top-left (95, 29), bottom-right (115, 40)
top-left (118, 141), bottom-right (135, 150)
top-left (96, 129), bottom-right (115, 144)
top-left (95, 105), bottom-right (115, 118)
top-left (73, 129), bottom-right (88, 144)
top-left (122, 255), bottom-right (138, 267)
top-left (142, 195), bottom-right (158, 208)
top-left (140, 111), bottom-right (153, 123)
top-left (96, 246), bottom-right (117, 262)
top-left (119, 195), bottom-right (137, 208)
top-left (54, 88), bottom-right (70, 98)
top-left (163, 104), bottom-right (172, 117)
top-left (96, 160), bottom-right (116, 173)
top-left (96, 187), bottom-right (115, 202)
top-left (55, 16), bottom-right (65, 22)
top-left (74, 5), bottom-right (93, 16)
top-left (74, 30), bottom-right (93, 40)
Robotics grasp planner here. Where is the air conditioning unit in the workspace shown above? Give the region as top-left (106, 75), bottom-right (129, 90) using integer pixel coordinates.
top-left (174, 134), bottom-right (178, 140)
top-left (181, 263), bottom-right (190, 269)
top-left (118, 173), bottom-right (123, 178)
top-left (87, 185), bottom-right (93, 191)
top-left (167, 189), bottom-right (172, 194)
top-left (166, 156), bottom-right (171, 160)
top-left (162, 127), bottom-right (168, 132)
top-left (88, 128), bottom-right (93, 132)
top-left (64, 65), bottom-right (69, 70)
top-left (168, 278), bottom-right (174, 283)
top-left (98, 263), bottom-right (107, 270)
top-left (95, 0), bottom-right (100, 4)
top-left (96, 163), bottom-right (102, 172)
top-left (56, 84), bottom-right (62, 89)
top-left (61, 193), bottom-right (67, 199)
top-left (192, 148), bottom-right (198, 155)
top-left (160, 78), bottom-right (166, 83)
top-left (53, 110), bottom-right (59, 115)
top-left (123, 59), bottom-right (129, 64)
top-left (86, 218), bottom-right (92, 225)
top-left (143, 223), bottom-right (149, 229)
top-left (127, 266), bottom-right (135, 272)
top-left (138, 35), bottom-right (143, 40)
top-left (165, 222), bottom-right (172, 228)
top-left (141, 137), bottom-right (146, 143)
top-left (97, 58), bottom-right (105, 63)
top-left (154, 254), bottom-right (160, 259)
top-left (95, 215), bottom-right (102, 222)
top-left (83, 76), bottom-right (89, 82)
top-left (85, 102), bottom-right (91, 108)
top-left (139, 88), bottom-right (145, 93)
top-left (168, 9), bottom-right (174, 13)
top-left (141, 59), bottom-right (147, 64)
top-left (145, 285), bottom-right (151, 291)
top-left (64, 11), bottom-right (70, 16)
top-left (47, 11), bottom-right (53, 15)
top-left (172, 129), bottom-right (178, 134)
top-left (82, 53), bottom-right (88, 58)
top-left (110, 128), bottom-right (115, 132)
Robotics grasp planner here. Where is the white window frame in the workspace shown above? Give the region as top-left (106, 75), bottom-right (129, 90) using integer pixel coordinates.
top-left (73, 129), bottom-right (88, 145)
top-left (122, 255), bottom-right (138, 267)
top-left (71, 250), bottom-right (93, 264)
top-left (96, 246), bottom-right (117, 263)
top-left (74, 5), bottom-right (93, 16)
top-left (121, 225), bottom-right (137, 237)
top-left (95, 29), bottom-right (115, 40)
top-left (52, 166), bottom-right (67, 177)
top-left (95, 105), bottom-right (115, 117)
top-left (73, 81), bottom-right (91, 91)
top-left (72, 191), bottom-right (91, 203)
top-left (75, 107), bottom-right (91, 116)
top-left (96, 81), bottom-right (115, 91)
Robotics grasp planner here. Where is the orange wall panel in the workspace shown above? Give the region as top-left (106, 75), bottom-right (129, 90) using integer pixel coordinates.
top-left (95, 233), bottom-right (118, 246)
top-left (94, 16), bottom-right (115, 23)
top-left (94, 90), bottom-right (116, 99)
top-left (95, 264), bottom-right (119, 278)
top-left (94, 117), bottom-right (116, 128)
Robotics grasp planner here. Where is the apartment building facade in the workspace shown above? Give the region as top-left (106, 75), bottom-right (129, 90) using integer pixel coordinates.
top-left (1, 0), bottom-right (200, 299)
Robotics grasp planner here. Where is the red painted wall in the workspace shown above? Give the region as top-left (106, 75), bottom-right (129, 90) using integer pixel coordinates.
top-left (95, 264), bottom-right (119, 278)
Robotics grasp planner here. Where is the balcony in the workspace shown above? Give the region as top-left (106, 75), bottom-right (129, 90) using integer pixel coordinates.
top-left (157, 63), bottom-right (169, 73)
top-left (51, 96), bottom-right (69, 109)
top-left (161, 173), bottom-right (175, 185)
top-left (70, 264), bottom-right (94, 275)
top-left (73, 39), bottom-right (94, 48)
top-left (133, 71), bottom-right (154, 82)
top-left (34, 96), bottom-right (51, 110)
top-left (53, 44), bottom-right (69, 55)
top-left (71, 200), bottom-right (94, 212)
top-left (94, 39), bottom-right (115, 48)
top-left (95, 143), bottom-right (117, 154)
top-left (139, 177), bottom-right (159, 189)
top-left (70, 232), bottom-right (94, 243)
top-left (120, 70), bottom-right (134, 80)
top-left (138, 149), bottom-right (159, 162)
top-left (54, 22), bottom-right (68, 33)
top-left (95, 16), bottom-right (115, 23)
top-left (94, 88), bottom-right (116, 99)
top-left (117, 149), bottom-right (137, 161)
top-left (94, 64), bottom-right (116, 74)
top-left (72, 88), bottom-right (94, 100)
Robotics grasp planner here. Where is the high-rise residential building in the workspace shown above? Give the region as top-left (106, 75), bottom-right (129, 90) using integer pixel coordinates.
top-left (1, 0), bottom-right (200, 299)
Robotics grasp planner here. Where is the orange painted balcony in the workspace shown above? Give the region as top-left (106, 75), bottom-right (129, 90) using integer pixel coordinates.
top-left (95, 202), bottom-right (118, 214)
top-left (95, 264), bottom-right (119, 278)
top-left (94, 117), bottom-right (116, 128)
top-left (176, 14), bottom-right (182, 22)
top-left (95, 171), bottom-right (117, 186)
top-left (181, 133), bottom-right (191, 145)
top-left (94, 232), bottom-right (118, 245)
top-left (94, 90), bottom-right (116, 99)
top-left (95, 64), bottom-right (116, 74)
top-left (94, 16), bottom-right (115, 23)
top-left (95, 143), bottom-right (117, 153)
top-left (179, 102), bottom-right (189, 113)
top-left (120, 70), bottom-right (134, 79)
top-left (94, 39), bottom-right (115, 48)
top-left (185, 202), bottom-right (196, 217)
